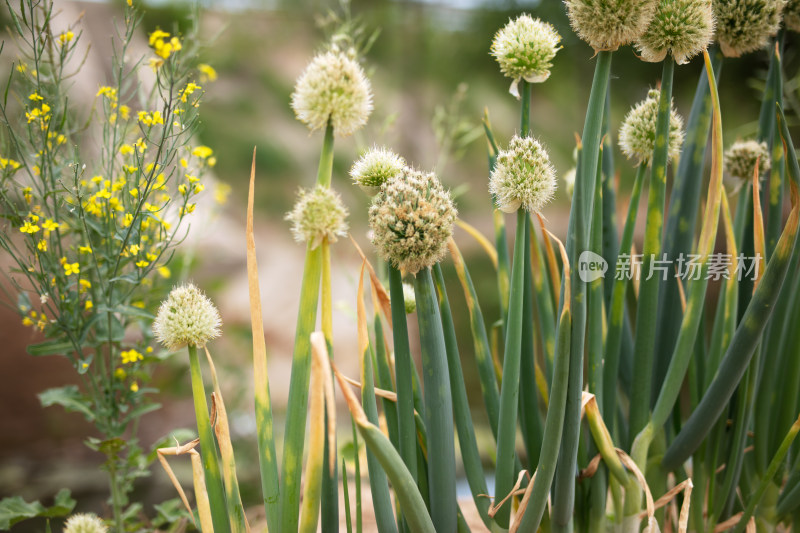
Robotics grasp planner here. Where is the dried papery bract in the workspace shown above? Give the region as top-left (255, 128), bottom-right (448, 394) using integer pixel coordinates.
top-left (369, 168), bottom-right (457, 275)
top-left (619, 89), bottom-right (684, 164)
top-left (285, 185), bottom-right (349, 249)
top-left (489, 135), bottom-right (557, 214)
top-left (715, 0), bottom-right (786, 57)
top-left (636, 0), bottom-right (715, 64)
top-left (724, 139), bottom-right (770, 181)
top-left (291, 49), bottom-right (373, 137)
top-left (563, 0), bottom-right (658, 51)
top-left (153, 283), bottom-right (222, 352)
top-left (491, 14), bottom-right (561, 96)
top-left (64, 514), bottom-right (108, 533)
top-left (350, 146), bottom-right (406, 195)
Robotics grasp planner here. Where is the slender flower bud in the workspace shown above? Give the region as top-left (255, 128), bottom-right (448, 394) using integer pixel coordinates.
top-left (491, 14), bottom-right (561, 97)
top-left (714, 0), bottom-right (786, 57)
top-left (154, 283), bottom-right (222, 351)
top-left (724, 139), bottom-right (770, 181)
top-left (489, 135), bottom-right (556, 214)
top-left (563, 0), bottom-right (658, 51)
top-left (285, 185), bottom-right (349, 249)
top-left (402, 282), bottom-right (416, 314)
top-left (618, 89), bottom-right (684, 164)
top-left (350, 146), bottom-right (406, 195)
top-left (64, 514), bottom-right (108, 533)
top-left (291, 49), bottom-right (373, 137)
top-left (369, 168), bottom-right (457, 275)
top-left (786, 0), bottom-right (800, 31)
top-left (636, 0), bottom-right (715, 64)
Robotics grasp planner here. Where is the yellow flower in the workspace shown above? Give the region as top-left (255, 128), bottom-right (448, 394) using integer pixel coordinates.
top-left (22, 316), bottom-right (34, 327)
top-left (58, 31), bottom-right (75, 45)
top-left (121, 349), bottom-right (144, 364)
top-left (22, 187), bottom-right (32, 203)
top-left (29, 92), bottom-right (43, 101)
top-left (178, 183), bottom-right (188, 195)
top-left (123, 213), bottom-right (134, 227)
top-left (119, 105), bottom-right (130, 120)
top-left (180, 82), bottom-right (201, 103)
top-left (158, 266), bottom-right (171, 278)
top-left (37, 239), bottom-right (47, 251)
top-left (79, 279), bottom-right (92, 293)
top-left (85, 300), bottom-right (93, 311)
top-left (115, 368), bottom-right (127, 380)
top-left (207, 156), bottom-right (217, 168)
top-left (130, 382), bottom-right (139, 392)
top-left (63, 262), bottom-right (80, 276)
top-left (198, 64), bottom-right (218, 82)
top-left (194, 184), bottom-right (204, 194)
top-left (180, 158), bottom-right (188, 168)
top-left (135, 260), bottom-right (150, 268)
top-left (96, 86), bottom-right (117, 100)
top-left (132, 301), bottom-right (145, 308)
top-left (179, 204), bottom-right (196, 216)
top-left (42, 219), bottom-right (60, 236)
top-left (78, 245), bottom-right (93, 254)
top-left (148, 29), bottom-right (170, 46)
top-left (130, 188), bottom-right (139, 198)
top-left (214, 183), bottom-right (231, 204)
top-left (129, 244), bottom-right (141, 255)
top-left (192, 145), bottom-right (213, 159)
top-left (186, 174), bottom-right (199, 184)
top-left (20, 220), bottom-right (40, 234)
top-left (120, 144), bottom-right (134, 156)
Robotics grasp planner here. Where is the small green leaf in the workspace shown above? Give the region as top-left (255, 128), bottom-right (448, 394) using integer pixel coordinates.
top-left (0, 496), bottom-right (45, 529)
top-left (38, 386), bottom-right (95, 422)
top-left (0, 490), bottom-right (74, 529)
top-left (27, 340), bottom-right (75, 357)
top-left (39, 490), bottom-right (76, 518)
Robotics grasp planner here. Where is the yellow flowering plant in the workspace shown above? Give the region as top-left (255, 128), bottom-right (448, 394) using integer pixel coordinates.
top-left (0, 1), bottom-right (215, 529)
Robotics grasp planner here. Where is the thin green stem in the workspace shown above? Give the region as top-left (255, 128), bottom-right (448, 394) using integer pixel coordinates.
top-left (629, 57), bottom-right (675, 443)
top-left (553, 49), bottom-right (613, 532)
top-left (493, 209), bottom-right (527, 529)
top-left (390, 266), bottom-right (417, 481)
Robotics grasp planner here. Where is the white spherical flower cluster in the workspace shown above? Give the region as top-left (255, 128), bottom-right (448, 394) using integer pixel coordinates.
top-left (369, 168), bottom-right (457, 275)
top-left (491, 14), bottom-right (560, 95)
top-left (724, 139), bottom-right (770, 181)
top-left (564, 0), bottom-right (658, 52)
top-left (489, 135), bottom-right (556, 214)
top-left (154, 283), bottom-right (222, 352)
top-left (350, 147), bottom-right (406, 195)
top-left (636, 0), bottom-right (715, 64)
top-left (618, 89), bottom-right (684, 164)
top-left (715, 0), bottom-right (786, 57)
top-left (291, 49), bottom-right (373, 137)
top-left (285, 185), bottom-right (349, 249)
top-left (64, 514), bottom-right (108, 533)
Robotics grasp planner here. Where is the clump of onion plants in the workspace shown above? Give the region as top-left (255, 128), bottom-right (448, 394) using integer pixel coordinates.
top-left (119, 2), bottom-right (800, 533)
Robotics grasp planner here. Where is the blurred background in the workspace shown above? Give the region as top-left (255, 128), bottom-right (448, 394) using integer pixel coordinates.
top-left (0, 0), bottom-right (794, 528)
